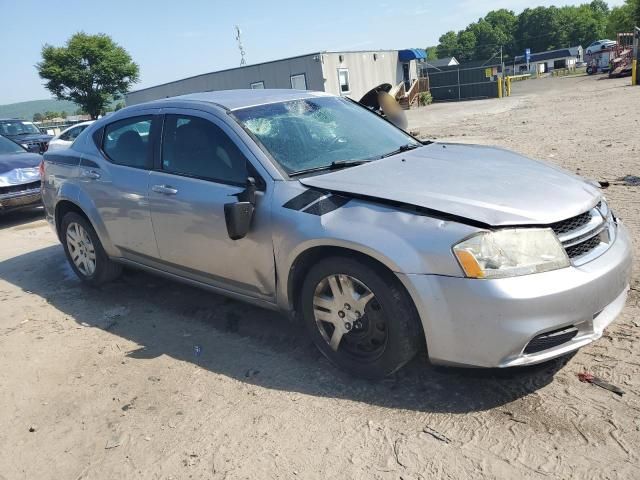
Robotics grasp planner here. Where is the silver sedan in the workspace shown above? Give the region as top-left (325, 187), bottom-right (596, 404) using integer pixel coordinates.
top-left (41, 90), bottom-right (632, 378)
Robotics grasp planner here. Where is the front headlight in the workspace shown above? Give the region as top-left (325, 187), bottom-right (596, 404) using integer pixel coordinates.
top-left (453, 228), bottom-right (570, 279)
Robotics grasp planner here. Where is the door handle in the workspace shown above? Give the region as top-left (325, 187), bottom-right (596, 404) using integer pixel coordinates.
top-left (152, 184), bottom-right (178, 195)
top-left (82, 170), bottom-right (101, 180)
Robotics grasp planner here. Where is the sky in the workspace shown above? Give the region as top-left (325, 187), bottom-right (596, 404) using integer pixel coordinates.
top-left (0, 0), bottom-right (626, 104)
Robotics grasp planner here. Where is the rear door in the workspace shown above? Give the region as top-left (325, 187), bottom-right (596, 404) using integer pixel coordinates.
top-left (148, 108), bottom-right (275, 300)
top-left (80, 112), bottom-right (160, 258)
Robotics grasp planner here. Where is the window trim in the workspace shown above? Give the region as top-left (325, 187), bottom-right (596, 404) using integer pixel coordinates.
top-left (100, 114), bottom-right (156, 170)
top-left (337, 68), bottom-right (350, 95)
top-left (157, 113), bottom-right (252, 188)
top-left (250, 81), bottom-right (265, 89)
top-left (290, 73), bottom-right (307, 90)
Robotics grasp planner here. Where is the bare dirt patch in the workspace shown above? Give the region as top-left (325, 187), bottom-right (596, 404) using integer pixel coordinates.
top-left (1, 75), bottom-right (639, 479)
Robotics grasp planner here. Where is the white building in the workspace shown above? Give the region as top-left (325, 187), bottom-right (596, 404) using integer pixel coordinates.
top-left (506, 46), bottom-right (583, 74)
top-left (126, 49), bottom-right (429, 105)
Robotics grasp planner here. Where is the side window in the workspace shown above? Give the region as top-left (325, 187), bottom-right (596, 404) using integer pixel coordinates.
top-left (60, 126), bottom-right (80, 141)
top-left (290, 74), bottom-right (307, 90)
top-left (161, 114), bottom-right (248, 185)
top-left (103, 116), bottom-right (153, 168)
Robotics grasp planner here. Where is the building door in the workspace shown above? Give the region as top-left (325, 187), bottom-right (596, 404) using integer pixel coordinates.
top-left (402, 63), bottom-right (410, 89)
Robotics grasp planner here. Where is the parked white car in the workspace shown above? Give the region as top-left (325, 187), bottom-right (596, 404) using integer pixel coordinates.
top-left (586, 39), bottom-right (616, 55)
top-left (47, 121), bottom-right (94, 151)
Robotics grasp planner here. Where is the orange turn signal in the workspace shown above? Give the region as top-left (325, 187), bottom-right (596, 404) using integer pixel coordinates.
top-left (454, 250), bottom-right (485, 278)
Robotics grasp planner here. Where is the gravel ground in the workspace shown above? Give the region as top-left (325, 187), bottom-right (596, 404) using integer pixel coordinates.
top-left (1, 75), bottom-right (639, 480)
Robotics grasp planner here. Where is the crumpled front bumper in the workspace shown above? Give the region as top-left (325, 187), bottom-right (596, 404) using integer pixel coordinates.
top-left (398, 223), bottom-right (633, 368)
top-left (0, 184), bottom-right (42, 213)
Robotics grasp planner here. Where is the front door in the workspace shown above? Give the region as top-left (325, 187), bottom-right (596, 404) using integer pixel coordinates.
top-left (148, 109), bottom-right (275, 300)
top-left (402, 63), bottom-right (411, 89)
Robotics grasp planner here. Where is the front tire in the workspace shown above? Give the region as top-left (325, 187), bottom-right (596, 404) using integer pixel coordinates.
top-left (300, 256), bottom-right (422, 379)
top-left (61, 212), bottom-right (122, 286)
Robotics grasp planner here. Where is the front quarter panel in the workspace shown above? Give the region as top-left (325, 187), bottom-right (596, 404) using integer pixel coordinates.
top-left (273, 181), bottom-right (479, 309)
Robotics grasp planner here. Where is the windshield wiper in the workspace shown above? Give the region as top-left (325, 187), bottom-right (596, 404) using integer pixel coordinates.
top-left (378, 143), bottom-right (421, 159)
top-left (289, 160), bottom-right (370, 177)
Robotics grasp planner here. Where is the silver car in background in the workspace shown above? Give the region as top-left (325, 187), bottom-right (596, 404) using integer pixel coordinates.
top-left (41, 90), bottom-right (632, 378)
top-left (47, 121), bottom-right (94, 152)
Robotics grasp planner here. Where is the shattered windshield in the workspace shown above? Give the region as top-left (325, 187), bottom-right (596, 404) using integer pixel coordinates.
top-left (233, 97), bottom-right (419, 174)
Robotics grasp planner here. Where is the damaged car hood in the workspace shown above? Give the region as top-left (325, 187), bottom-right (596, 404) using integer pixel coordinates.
top-left (0, 152), bottom-right (42, 187)
top-left (299, 143), bottom-right (600, 226)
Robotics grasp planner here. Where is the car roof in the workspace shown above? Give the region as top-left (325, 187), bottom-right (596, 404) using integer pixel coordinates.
top-left (138, 89), bottom-right (335, 111)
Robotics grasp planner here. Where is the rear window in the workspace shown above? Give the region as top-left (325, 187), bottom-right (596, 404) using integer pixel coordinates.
top-left (102, 116), bottom-right (153, 169)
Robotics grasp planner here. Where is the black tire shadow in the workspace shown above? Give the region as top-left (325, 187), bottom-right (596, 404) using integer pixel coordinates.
top-left (0, 244), bottom-right (571, 413)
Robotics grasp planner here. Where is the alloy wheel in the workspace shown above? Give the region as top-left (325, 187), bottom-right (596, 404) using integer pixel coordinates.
top-left (312, 274), bottom-right (387, 359)
top-left (66, 222), bottom-right (97, 277)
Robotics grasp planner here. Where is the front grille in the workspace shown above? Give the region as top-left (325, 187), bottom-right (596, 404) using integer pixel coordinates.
top-left (550, 211), bottom-right (592, 235)
top-left (0, 181), bottom-right (41, 196)
top-left (524, 326), bottom-right (578, 354)
top-left (550, 202), bottom-right (612, 263)
top-left (24, 141), bottom-right (48, 153)
top-left (565, 235), bottom-right (602, 259)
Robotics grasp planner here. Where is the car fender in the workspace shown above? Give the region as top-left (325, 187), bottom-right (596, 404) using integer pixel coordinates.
top-left (272, 183), bottom-right (479, 311)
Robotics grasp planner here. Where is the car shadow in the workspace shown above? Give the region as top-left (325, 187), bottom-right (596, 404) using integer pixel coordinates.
top-left (0, 207), bottom-right (44, 229)
top-left (0, 244), bottom-right (572, 414)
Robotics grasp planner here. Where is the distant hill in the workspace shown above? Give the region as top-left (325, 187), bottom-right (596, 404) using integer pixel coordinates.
top-left (0, 99), bottom-right (80, 120)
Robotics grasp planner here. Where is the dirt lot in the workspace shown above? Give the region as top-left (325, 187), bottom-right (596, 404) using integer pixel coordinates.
top-left (1, 75), bottom-right (639, 480)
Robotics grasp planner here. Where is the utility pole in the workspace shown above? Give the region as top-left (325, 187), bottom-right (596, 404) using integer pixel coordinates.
top-left (500, 45), bottom-right (505, 98)
top-left (234, 25), bottom-right (246, 66)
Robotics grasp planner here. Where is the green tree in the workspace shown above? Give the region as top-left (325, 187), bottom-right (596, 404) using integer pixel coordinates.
top-left (33, 113), bottom-right (44, 122)
top-left (516, 7), bottom-right (563, 53)
top-left (633, 0), bottom-right (640, 26)
top-left (60, 111), bottom-right (68, 119)
top-left (37, 32), bottom-right (139, 119)
top-left (456, 30), bottom-right (477, 62)
top-left (114, 101), bottom-right (126, 111)
top-left (484, 9), bottom-right (518, 56)
top-left (436, 31), bottom-right (458, 59)
top-left (44, 111), bottom-right (59, 120)
top-left (607, 2), bottom-right (634, 37)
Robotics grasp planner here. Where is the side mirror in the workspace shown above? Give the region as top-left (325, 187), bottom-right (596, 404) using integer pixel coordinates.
top-left (224, 202), bottom-right (254, 240)
top-left (224, 177), bottom-right (258, 240)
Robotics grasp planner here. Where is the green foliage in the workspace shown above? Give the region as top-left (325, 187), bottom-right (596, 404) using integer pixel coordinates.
top-left (418, 92), bottom-right (433, 106)
top-left (607, 2), bottom-right (635, 37)
top-left (37, 32), bottom-right (139, 119)
top-left (424, 46), bottom-right (439, 60)
top-left (633, 0), bottom-right (640, 25)
top-left (32, 113), bottom-right (44, 122)
top-left (434, 2), bottom-right (636, 64)
top-left (114, 101), bottom-right (126, 111)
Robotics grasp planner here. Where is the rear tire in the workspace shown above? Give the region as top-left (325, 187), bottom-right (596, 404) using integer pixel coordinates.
top-left (61, 212), bottom-right (122, 286)
top-left (300, 256), bottom-right (422, 379)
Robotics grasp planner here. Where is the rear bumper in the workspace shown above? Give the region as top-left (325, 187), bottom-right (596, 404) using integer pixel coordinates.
top-left (0, 187), bottom-right (42, 213)
top-left (399, 222), bottom-right (633, 368)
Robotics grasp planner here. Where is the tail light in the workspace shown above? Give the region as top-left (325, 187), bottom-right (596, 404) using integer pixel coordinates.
top-left (39, 160), bottom-right (45, 179)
